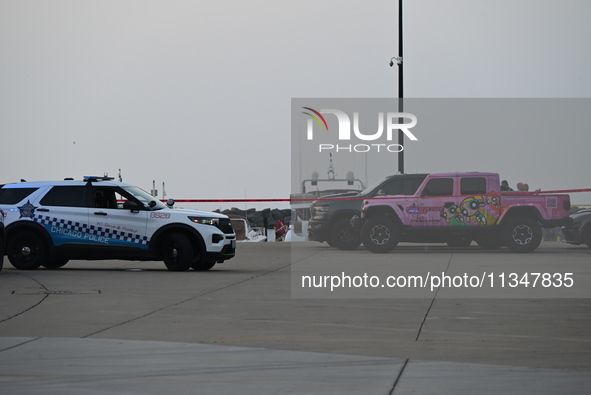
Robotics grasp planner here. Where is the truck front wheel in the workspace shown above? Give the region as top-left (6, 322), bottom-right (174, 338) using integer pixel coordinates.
top-left (361, 217), bottom-right (400, 253)
top-left (329, 217), bottom-right (361, 250)
top-left (503, 216), bottom-right (542, 253)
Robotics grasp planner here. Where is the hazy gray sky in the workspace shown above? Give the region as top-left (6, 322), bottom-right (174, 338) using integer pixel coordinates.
top-left (1, 0), bottom-right (590, 210)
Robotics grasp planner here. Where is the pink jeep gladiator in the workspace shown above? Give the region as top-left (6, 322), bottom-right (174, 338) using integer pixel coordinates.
top-left (357, 172), bottom-right (571, 253)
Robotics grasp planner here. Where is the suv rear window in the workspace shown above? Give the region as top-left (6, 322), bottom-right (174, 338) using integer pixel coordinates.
top-left (0, 188), bottom-right (39, 204)
top-left (40, 186), bottom-right (87, 207)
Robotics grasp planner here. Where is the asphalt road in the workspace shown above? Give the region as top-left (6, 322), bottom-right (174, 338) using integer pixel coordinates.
top-left (1, 241), bottom-right (590, 394)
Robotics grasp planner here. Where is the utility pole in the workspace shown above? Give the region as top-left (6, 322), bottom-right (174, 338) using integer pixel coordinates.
top-left (398, 0), bottom-right (404, 174)
top-left (390, 0), bottom-right (404, 174)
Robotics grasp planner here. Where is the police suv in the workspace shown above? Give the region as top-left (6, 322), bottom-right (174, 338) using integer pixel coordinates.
top-left (0, 211), bottom-right (5, 271)
top-left (0, 177), bottom-right (236, 271)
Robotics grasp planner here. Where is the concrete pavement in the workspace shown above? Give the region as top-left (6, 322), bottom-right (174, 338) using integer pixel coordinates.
top-left (0, 242), bottom-right (590, 393)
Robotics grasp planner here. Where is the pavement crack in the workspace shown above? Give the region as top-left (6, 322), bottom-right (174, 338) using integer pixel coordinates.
top-left (415, 251), bottom-right (454, 341)
top-left (388, 358), bottom-right (409, 394)
top-left (0, 273), bottom-right (50, 324)
top-left (0, 337), bottom-right (41, 353)
top-left (82, 260), bottom-right (295, 339)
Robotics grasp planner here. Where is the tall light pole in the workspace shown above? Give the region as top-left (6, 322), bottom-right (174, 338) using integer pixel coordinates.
top-left (390, 0), bottom-right (404, 174)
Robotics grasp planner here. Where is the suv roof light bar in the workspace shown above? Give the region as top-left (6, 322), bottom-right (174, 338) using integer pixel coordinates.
top-left (83, 176), bottom-right (115, 182)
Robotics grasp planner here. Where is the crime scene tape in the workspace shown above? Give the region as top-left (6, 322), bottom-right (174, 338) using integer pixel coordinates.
top-left (166, 188), bottom-right (591, 204)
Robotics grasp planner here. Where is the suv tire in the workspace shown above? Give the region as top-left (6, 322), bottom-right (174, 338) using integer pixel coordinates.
top-left (503, 216), bottom-right (542, 253)
top-left (162, 233), bottom-right (193, 271)
top-left (192, 260), bottom-right (216, 271)
top-left (361, 216), bottom-right (400, 253)
top-left (329, 217), bottom-right (361, 250)
top-left (7, 232), bottom-right (46, 270)
top-left (42, 257), bottom-right (70, 269)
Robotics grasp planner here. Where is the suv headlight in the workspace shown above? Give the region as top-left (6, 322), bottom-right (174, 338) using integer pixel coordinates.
top-left (188, 216), bottom-right (219, 226)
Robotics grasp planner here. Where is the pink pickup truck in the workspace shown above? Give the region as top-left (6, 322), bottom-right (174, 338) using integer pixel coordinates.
top-left (357, 172), bottom-right (571, 253)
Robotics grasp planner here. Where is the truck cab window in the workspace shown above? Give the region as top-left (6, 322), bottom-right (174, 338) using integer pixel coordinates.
top-left (461, 178), bottom-right (486, 195)
top-left (422, 178), bottom-right (453, 196)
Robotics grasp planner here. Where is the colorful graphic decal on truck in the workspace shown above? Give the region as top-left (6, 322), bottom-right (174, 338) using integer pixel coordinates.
top-left (408, 195), bottom-right (503, 227)
top-left (459, 196), bottom-right (489, 225)
top-left (440, 203), bottom-right (466, 226)
top-left (34, 215), bottom-right (149, 248)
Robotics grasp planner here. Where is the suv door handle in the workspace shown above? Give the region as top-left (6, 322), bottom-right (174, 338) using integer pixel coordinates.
top-left (38, 208), bottom-right (50, 212)
top-left (94, 212), bottom-right (108, 216)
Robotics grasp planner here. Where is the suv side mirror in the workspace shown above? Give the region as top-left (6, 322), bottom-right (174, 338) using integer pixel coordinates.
top-left (166, 198), bottom-right (175, 208)
top-left (123, 201), bottom-right (141, 212)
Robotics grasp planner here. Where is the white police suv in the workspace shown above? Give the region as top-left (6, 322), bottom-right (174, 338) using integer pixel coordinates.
top-left (0, 210), bottom-right (5, 271)
top-left (0, 177), bottom-right (235, 271)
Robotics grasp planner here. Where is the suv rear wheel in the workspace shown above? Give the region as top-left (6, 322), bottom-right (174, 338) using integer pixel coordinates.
top-left (162, 233), bottom-right (193, 271)
top-left (42, 257), bottom-right (69, 269)
top-left (361, 216), bottom-right (400, 253)
top-left (503, 216), bottom-right (542, 253)
top-left (7, 232), bottom-right (46, 270)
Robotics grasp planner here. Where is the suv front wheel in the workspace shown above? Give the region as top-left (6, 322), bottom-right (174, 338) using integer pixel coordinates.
top-left (162, 233), bottom-right (193, 271)
top-left (7, 232), bottom-right (46, 270)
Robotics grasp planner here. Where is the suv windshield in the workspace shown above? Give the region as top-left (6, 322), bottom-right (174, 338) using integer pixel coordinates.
top-left (122, 186), bottom-right (167, 210)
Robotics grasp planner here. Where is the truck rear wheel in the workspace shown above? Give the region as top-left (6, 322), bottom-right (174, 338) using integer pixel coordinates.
top-left (503, 216), bottom-right (542, 253)
top-left (329, 217), bottom-right (361, 250)
top-left (361, 217), bottom-right (400, 253)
